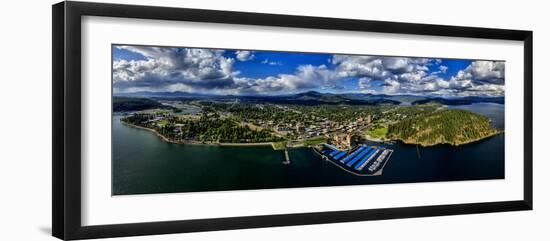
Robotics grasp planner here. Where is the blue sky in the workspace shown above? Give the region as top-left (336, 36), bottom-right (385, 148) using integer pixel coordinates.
top-left (114, 47), bottom-right (148, 61)
top-left (112, 45), bottom-right (505, 97)
top-left (230, 51), bottom-right (332, 79)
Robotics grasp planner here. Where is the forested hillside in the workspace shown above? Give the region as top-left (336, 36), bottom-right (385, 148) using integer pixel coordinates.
top-left (113, 97), bottom-right (171, 112)
top-left (387, 109), bottom-right (499, 146)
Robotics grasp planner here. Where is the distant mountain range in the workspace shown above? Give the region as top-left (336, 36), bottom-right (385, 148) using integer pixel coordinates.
top-left (249, 91), bottom-right (401, 105)
top-left (114, 90), bottom-right (504, 106)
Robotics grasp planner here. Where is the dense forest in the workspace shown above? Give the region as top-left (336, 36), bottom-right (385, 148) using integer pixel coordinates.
top-left (387, 109), bottom-right (500, 146)
top-left (113, 97), bottom-right (172, 112)
top-left (121, 113), bottom-right (283, 143)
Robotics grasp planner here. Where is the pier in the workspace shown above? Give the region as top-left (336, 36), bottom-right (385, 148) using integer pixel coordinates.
top-left (315, 143), bottom-right (393, 176)
top-left (283, 148), bottom-right (291, 165)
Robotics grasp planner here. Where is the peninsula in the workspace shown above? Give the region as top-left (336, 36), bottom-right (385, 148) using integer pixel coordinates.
top-left (115, 93), bottom-right (501, 149)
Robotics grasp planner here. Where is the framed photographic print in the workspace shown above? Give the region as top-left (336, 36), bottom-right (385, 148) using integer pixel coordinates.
top-left (52, 1), bottom-right (533, 240)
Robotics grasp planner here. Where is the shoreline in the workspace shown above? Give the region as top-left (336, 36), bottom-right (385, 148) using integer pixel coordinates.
top-left (121, 120), bottom-right (278, 148)
top-left (363, 134), bottom-right (387, 143)
top-left (392, 130), bottom-right (503, 147)
top-left (121, 119), bottom-right (502, 149)
top-left (362, 129), bottom-right (502, 147)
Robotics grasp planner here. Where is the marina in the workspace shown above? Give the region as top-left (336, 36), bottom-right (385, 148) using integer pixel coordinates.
top-left (110, 43), bottom-right (507, 196)
top-left (316, 143), bottom-right (394, 176)
top-left (112, 103), bottom-right (504, 195)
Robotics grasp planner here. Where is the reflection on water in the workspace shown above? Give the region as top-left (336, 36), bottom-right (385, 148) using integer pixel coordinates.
top-left (112, 103), bottom-right (505, 195)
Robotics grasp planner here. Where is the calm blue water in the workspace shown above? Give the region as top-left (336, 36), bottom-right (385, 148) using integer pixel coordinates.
top-left (112, 103), bottom-right (505, 195)
top-left (448, 103), bottom-right (505, 129)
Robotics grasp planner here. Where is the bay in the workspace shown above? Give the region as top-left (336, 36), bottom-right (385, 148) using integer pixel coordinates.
top-left (112, 103), bottom-right (505, 195)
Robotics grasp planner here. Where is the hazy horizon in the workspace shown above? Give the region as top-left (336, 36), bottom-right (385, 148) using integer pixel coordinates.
top-left (113, 90), bottom-right (506, 99)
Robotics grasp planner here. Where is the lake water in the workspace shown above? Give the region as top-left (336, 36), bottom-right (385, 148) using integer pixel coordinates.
top-left (112, 103), bottom-right (505, 195)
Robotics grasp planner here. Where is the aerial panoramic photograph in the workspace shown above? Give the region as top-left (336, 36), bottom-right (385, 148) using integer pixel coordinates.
top-left (112, 44), bottom-right (505, 195)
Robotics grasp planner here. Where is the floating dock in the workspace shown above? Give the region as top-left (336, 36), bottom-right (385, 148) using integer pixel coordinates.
top-left (316, 143), bottom-right (393, 176)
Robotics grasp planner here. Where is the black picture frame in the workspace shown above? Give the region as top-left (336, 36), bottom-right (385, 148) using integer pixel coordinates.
top-left (52, 1), bottom-right (533, 240)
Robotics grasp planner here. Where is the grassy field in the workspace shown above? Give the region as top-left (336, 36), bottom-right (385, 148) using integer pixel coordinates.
top-left (272, 141), bottom-right (287, 150)
top-left (303, 136), bottom-right (327, 146)
top-left (157, 119), bottom-right (169, 127)
top-left (367, 126), bottom-right (388, 139)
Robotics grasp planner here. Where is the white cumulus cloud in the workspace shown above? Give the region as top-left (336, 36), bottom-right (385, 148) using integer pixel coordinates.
top-left (113, 45), bottom-right (505, 97)
top-left (113, 46), bottom-right (238, 93)
top-left (235, 50), bottom-right (254, 61)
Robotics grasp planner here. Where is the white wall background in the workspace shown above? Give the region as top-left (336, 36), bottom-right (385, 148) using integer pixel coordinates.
top-left (0, 0), bottom-right (547, 240)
